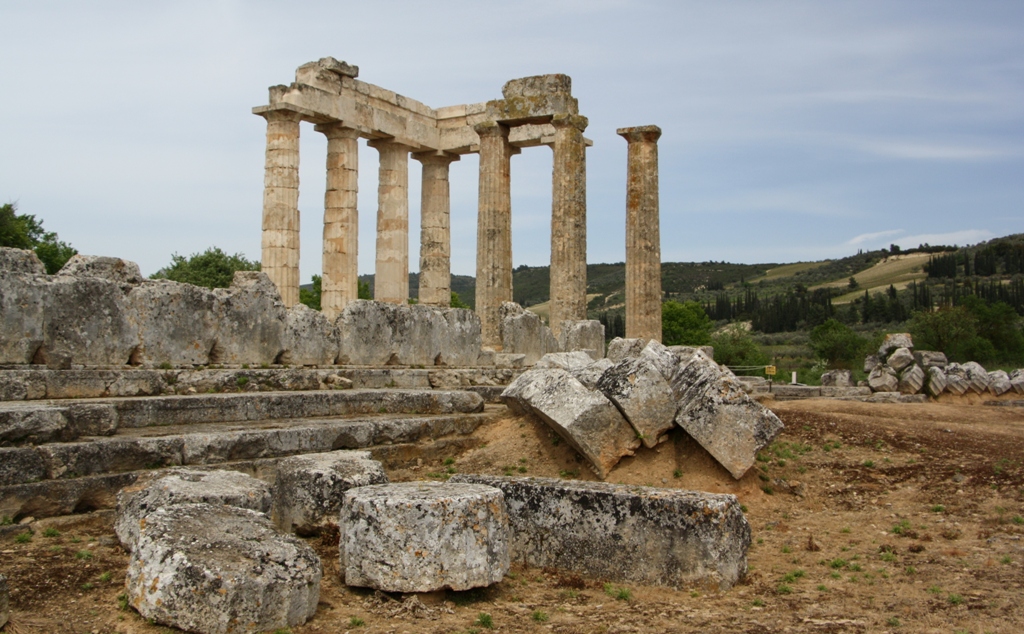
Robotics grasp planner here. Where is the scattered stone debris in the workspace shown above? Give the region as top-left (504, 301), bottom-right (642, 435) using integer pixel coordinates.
top-left (340, 481), bottom-right (510, 593)
top-left (125, 503), bottom-right (322, 634)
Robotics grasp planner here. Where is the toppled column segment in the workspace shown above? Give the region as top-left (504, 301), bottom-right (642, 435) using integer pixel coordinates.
top-left (339, 481), bottom-right (510, 593)
top-left (452, 475), bottom-right (750, 590)
top-left (126, 503), bottom-right (321, 634)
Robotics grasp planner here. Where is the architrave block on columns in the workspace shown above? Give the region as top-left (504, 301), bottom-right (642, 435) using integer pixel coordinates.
top-left (617, 125), bottom-right (663, 342)
top-left (315, 122), bottom-right (361, 319)
top-left (549, 113), bottom-right (589, 337)
top-left (413, 151), bottom-right (460, 307)
top-left (368, 138), bottom-right (413, 304)
top-left (474, 121), bottom-right (517, 348)
top-left (258, 109), bottom-right (303, 308)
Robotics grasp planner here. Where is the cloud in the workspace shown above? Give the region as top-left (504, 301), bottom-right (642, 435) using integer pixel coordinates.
top-left (896, 229), bottom-right (995, 248)
top-left (845, 229), bottom-right (904, 246)
top-left (853, 140), bottom-right (1015, 161)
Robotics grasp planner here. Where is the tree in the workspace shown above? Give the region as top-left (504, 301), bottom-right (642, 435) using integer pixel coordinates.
top-left (661, 300), bottom-right (712, 345)
top-left (450, 291), bottom-right (470, 309)
top-left (151, 247), bottom-right (260, 289)
top-left (847, 276), bottom-right (859, 290)
top-left (908, 306), bottom-right (988, 363)
top-left (711, 326), bottom-right (769, 368)
top-left (299, 274), bottom-right (322, 310)
top-left (809, 318), bottom-right (866, 367)
top-left (358, 280), bottom-right (372, 300)
top-left (0, 203), bottom-right (77, 274)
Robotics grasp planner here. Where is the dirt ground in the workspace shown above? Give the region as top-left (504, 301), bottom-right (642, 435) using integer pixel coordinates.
top-left (2, 398), bottom-right (1023, 634)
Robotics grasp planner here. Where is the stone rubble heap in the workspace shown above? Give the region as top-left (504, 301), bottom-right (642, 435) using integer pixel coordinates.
top-left (502, 339), bottom-right (784, 479)
top-left (864, 333), bottom-right (1024, 398)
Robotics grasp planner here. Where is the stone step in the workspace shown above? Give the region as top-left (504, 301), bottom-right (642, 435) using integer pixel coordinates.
top-left (0, 366), bottom-right (520, 402)
top-left (0, 410), bottom-right (496, 521)
top-left (0, 388), bottom-right (485, 445)
top-left (748, 385), bottom-right (873, 400)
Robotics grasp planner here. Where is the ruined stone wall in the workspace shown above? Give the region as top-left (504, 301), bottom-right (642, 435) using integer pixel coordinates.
top-left (0, 248), bottom-right (485, 369)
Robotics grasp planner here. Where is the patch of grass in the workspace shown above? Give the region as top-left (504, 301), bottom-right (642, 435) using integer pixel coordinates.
top-left (904, 566), bottom-right (916, 575)
top-left (42, 527), bottom-right (60, 538)
top-left (886, 616), bottom-right (901, 627)
top-left (862, 460), bottom-right (875, 468)
top-left (558, 469), bottom-right (580, 479)
top-left (740, 504), bottom-right (748, 513)
top-left (99, 572), bottom-right (113, 583)
top-left (81, 582), bottom-right (95, 591)
top-left (761, 486), bottom-right (774, 495)
top-left (15, 532), bottom-right (32, 543)
top-left (930, 504), bottom-right (945, 513)
top-left (272, 629), bottom-right (292, 634)
top-left (880, 551), bottom-right (897, 563)
top-left (781, 545), bottom-right (791, 554)
top-left (502, 466), bottom-right (515, 476)
top-left (841, 526), bottom-right (851, 534)
top-left (603, 583), bottom-right (631, 601)
top-left (75, 549), bottom-right (93, 560)
top-left (1013, 515), bottom-right (1024, 525)
top-left (443, 457), bottom-right (455, 466)
top-left (1000, 556), bottom-right (1012, 564)
top-left (751, 598), bottom-right (765, 607)
top-left (776, 583), bottom-right (793, 594)
top-left (891, 519), bottom-right (912, 535)
top-left (927, 585), bottom-right (942, 595)
top-left (848, 563), bottom-right (863, 572)
top-left (781, 569), bottom-right (805, 583)
top-left (673, 468), bottom-right (683, 478)
top-left (816, 584), bottom-right (828, 592)
top-left (348, 616), bottom-right (365, 627)
top-left (475, 612), bottom-right (494, 628)
top-left (828, 558), bottom-right (847, 569)
top-left (48, 545), bottom-right (62, 552)
top-left (531, 610), bottom-right (549, 622)
top-left (117, 593), bottom-right (130, 610)
top-left (236, 376), bottom-right (249, 387)
top-left (947, 593), bottom-right (964, 605)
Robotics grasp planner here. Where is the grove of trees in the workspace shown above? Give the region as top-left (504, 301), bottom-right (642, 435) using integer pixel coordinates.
top-left (0, 203), bottom-right (77, 273)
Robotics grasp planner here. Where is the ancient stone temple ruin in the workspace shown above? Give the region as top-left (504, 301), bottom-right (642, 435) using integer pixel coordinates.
top-left (254, 57), bottom-right (591, 344)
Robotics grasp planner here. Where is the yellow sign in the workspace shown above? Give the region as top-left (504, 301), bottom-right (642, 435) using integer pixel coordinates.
top-left (765, 365), bottom-right (777, 376)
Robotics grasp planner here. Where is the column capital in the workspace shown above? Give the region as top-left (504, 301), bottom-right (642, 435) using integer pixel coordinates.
top-left (314, 121), bottom-right (361, 139)
top-left (551, 113), bottom-right (589, 132)
top-left (255, 107), bottom-right (305, 124)
top-left (617, 125), bottom-right (662, 143)
top-left (473, 120), bottom-right (510, 138)
top-left (411, 150), bottom-right (461, 165)
top-left (366, 137), bottom-right (415, 152)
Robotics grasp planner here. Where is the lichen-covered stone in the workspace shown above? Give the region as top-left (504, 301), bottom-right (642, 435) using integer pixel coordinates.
top-left (0, 246), bottom-right (46, 275)
top-left (340, 481), bottom-right (509, 592)
top-left (0, 572), bottom-right (8, 630)
top-left (820, 369), bottom-right (853, 387)
top-left (125, 280), bottom-right (220, 366)
top-left (988, 370), bottom-right (1012, 396)
top-left (898, 364), bottom-right (924, 394)
top-left (557, 319), bottom-right (605, 360)
top-left (280, 303), bottom-right (340, 366)
top-left (451, 475), bottom-right (750, 590)
top-left (927, 366), bottom-right (947, 397)
top-left (868, 365), bottom-right (899, 392)
top-left (863, 354), bottom-right (881, 373)
top-left (957, 361), bottom-right (990, 394)
top-left (213, 272), bottom-right (287, 366)
top-left (502, 368), bottom-right (640, 478)
top-left (57, 254), bottom-right (144, 287)
top-left (534, 351), bottom-right (597, 372)
top-left (606, 337), bottom-right (648, 363)
top-left (125, 503), bottom-right (321, 634)
top-left (914, 350), bottom-right (948, 369)
top-left (499, 302), bottom-right (558, 365)
top-left (886, 347), bottom-right (915, 372)
top-left (337, 301), bottom-right (482, 366)
top-left (569, 357), bottom-right (612, 389)
top-left (41, 275), bottom-right (139, 366)
top-left (596, 353), bottom-right (677, 448)
top-left (1010, 369), bottom-right (1024, 395)
top-left (944, 366), bottom-right (970, 396)
top-left (115, 468), bottom-right (272, 552)
top-left (669, 351), bottom-right (783, 479)
top-left (879, 333), bottom-right (913, 357)
top-left (0, 268), bottom-right (45, 364)
top-left (272, 450), bottom-right (387, 536)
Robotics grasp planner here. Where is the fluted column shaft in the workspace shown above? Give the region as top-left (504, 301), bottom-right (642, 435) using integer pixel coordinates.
top-left (315, 123), bottom-right (360, 319)
top-left (475, 122), bottom-right (515, 348)
top-left (369, 139), bottom-right (412, 304)
top-left (414, 152), bottom-right (460, 307)
top-left (618, 125), bottom-right (663, 342)
top-left (549, 114), bottom-right (589, 337)
top-left (259, 110), bottom-right (302, 307)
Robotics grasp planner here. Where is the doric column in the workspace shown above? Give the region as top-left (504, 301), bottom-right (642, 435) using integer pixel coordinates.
top-left (617, 125), bottom-right (663, 342)
top-left (413, 151), bottom-right (460, 307)
top-left (315, 122), bottom-right (360, 319)
top-left (258, 109), bottom-right (303, 307)
top-left (368, 139), bottom-right (412, 304)
top-left (474, 121), bottom-right (516, 348)
top-left (549, 114), bottom-right (589, 337)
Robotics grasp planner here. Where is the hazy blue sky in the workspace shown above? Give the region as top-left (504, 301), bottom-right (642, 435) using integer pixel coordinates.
top-left (2, 1), bottom-right (1022, 282)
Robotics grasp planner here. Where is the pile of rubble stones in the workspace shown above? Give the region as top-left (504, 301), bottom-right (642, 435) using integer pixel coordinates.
top-left (865, 333), bottom-right (1024, 398)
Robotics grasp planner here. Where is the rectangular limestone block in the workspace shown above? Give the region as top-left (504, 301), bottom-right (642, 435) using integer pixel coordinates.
top-left (450, 475), bottom-right (750, 590)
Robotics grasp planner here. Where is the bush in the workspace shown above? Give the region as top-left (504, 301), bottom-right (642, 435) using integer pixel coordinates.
top-left (0, 203), bottom-right (77, 273)
top-left (299, 275), bottom-right (321, 311)
top-left (151, 247), bottom-right (260, 289)
top-left (809, 319), bottom-right (866, 368)
top-left (712, 326), bottom-right (769, 368)
top-left (662, 300), bottom-right (712, 345)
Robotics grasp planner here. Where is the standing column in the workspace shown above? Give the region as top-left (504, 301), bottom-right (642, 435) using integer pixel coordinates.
top-left (617, 125), bottom-right (663, 342)
top-left (368, 139), bottom-right (412, 304)
top-left (414, 151), bottom-right (460, 307)
top-left (258, 109), bottom-right (303, 307)
top-left (549, 114), bottom-right (589, 337)
top-left (315, 123), bottom-right (360, 319)
top-left (474, 121), bottom-right (516, 348)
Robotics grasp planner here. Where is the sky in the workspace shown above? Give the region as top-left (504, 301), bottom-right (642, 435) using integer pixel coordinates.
top-left (1, 1), bottom-right (1022, 283)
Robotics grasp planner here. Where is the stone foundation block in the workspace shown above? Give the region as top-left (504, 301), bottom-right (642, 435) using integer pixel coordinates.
top-left (1011, 369), bottom-right (1024, 395)
top-left (596, 353), bottom-right (677, 448)
top-left (606, 337), bottom-right (648, 362)
top-left (868, 365), bottom-right (899, 392)
top-left (451, 475), bottom-right (750, 590)
top-left (125, 503), bottom-right (321, 634)
top-left (499, 302), bottom-right (558, 365)
top-left (899, 364), bottom-right (924, 394)
top-left (927, 366), bottom-right (947, 397)
top-left (988, 370), bottom-right (1012, 396)
top-left (337, 301), bottom-right (482, 366)
top-left (502, 368), bottom-right (640, 478)
top-left (886, 347), bottom-right (915, 372)
top-left (821, 369), bottom-right (853, 387)
top-left (879, 333), bottom-right (913, 357)
top-left (340, 481), bottom-right (509, 592)
top-left (272, 450), bottom-right (388, 536)
top-left (914, 350), bottom-right (948, 369)
top-left (557, 319), bottom-right (605, 359)
top-left (115, 468), bottom-right (272, 551)
top-left (280, 303), bottom-right (340, 366)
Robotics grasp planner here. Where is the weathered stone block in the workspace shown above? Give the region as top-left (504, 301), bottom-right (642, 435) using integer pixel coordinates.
top-left (0, 404), bottom-right (68, 444)
top-left (337, 301), bottom-right (482, 366)
top-left (669, 351), bottom-right (784, 479)
top-left (451, 475), bottom-right (750, 589)
top-left (927, 366), bottom-right (947, 397)
top-left (0, 246), bottom-right (46, 275)
top-left (898, 364), bottom-right (925, 394)
top-left (501, 368), bottom-right (640, 478)
top-left (125, 280), bottom-right (220, 366)
top-left (945, 369), bottom-right (969, 396)
top-left (125, 503), bottom-right (321, 634)
top-left (887, 347), bottom-right (915, 372)
top-left (0, 271), bottom-right (45, 364)
top-left (42, 275), bottom-right (139, 366)
top-left (606, 337), bottom-right (648, 363)
top-left (864, 354), bottom-right (881, 373)
top-left (988, 370), bottom-right (1012, 396)
top-left (0, 446), bottom-right (47, 487)
top-left (879, 333), bottom-right (913, 357)
top-left (57, 254), bottom-right (144, 287)
top-left (499, 302), bottom-right (558, 365)
top-left (272, 450), bottom-right (387, 536)
top-left (569, 357), bottom-right (612, 389)
top-left (868, 365), bottom-right (899, 392)
top-left (914, 350), bottom-right (948, 369)
top-left (340, 481), bottom-right (509, 592)
top-left (557, 319), bottom-right (605, 360)
top-left (280, 303), bottom-right (339, 366)
top-left (115, 468), bottom-right (273, 551)
top-left (667, 345), bottom-right (715, 362)
top-left (596, 354), bottom-right (677, 448)
top-left (959, 361), bottom-right (990, 394)
top-left (213, 272), bottom-right (287, 366)
top-left (820, 369), bottom-right (853, 387)
top-left (534, 351), bottom-right (598, 372)
top-left (1010, 369), bottom-right (1024, 395)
